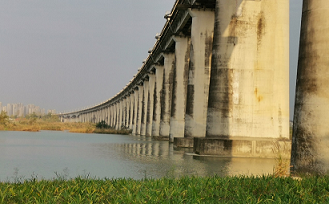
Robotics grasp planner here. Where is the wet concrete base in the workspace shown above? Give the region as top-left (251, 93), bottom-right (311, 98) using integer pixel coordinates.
top-left (152, 136), bottom-right (169, 141)
top-left (194, 137), bottom-right (291, 159)
top-left (174, 137), bottom-right (194, 148)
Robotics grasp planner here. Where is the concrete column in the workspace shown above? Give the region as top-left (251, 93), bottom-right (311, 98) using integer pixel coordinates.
top-left (107, 106), bottom-right (110, 125)
top-left (122, 98), bottom-right (126, 128)
top-left (110, 105), bottom-right (115, 128)
top-left (184, 9), bottom-right (215, 138)
top-left (114, 103), bottom-right (119, 130)
top-left (169, 36), bottom-right (190, 142)
top-left (136, 85), bottom-right (144, 135)
top-left (291, 0), bottom-right (329, 175)
top-left (159, 53), bottom-right (175, 137)
top-left (206, 0), bottom-right (289, 139)
top-left (132, 90), bottom-right (139, 135)
top-left (146, 73), bottom-right (155, 136)
top-left (118, 100), bottom-right (123, 130)
top-left (152, 65), bottom-right (164, 137)
top-left (126, 95), bottom-right (130, 128)
top-left (141, 80), bottom-right (149, 136)
top-left (129, 92), bottom-right (134, 129)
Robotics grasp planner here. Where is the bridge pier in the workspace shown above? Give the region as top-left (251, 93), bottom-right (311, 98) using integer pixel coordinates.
top-left (159, 53), bottom-right (175, 139)
top-left (136, 85), bottom-right (143, 135)
top-left (169, 36), bottom-right (190, 143)
top-left (197, 0), bottom-right (290, 158)
top-left (152, 65), bottom-right (164, 138)
top-left (174, 9), bottom-right (215, 148)
top-left (141, 80), bottom-right (149, 136)
top-left (291, 0), bottom-right (329, 175)
top-left (146, 73), bottom-right (155, 136)
top-left (128, 93), bottom-right (133, 129)
top-left (132, 90), bottom-right (138, 135)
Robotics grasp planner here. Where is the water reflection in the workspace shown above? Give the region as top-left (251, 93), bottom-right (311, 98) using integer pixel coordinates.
top-left (0, 132), bottom-right (279, 181)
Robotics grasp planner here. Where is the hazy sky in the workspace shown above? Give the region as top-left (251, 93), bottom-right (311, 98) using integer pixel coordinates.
top-left (1, 0), bottom-right (302, 119)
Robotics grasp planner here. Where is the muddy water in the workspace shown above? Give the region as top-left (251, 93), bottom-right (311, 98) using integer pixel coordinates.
top-left (0, 131), bottom-right (279, 181)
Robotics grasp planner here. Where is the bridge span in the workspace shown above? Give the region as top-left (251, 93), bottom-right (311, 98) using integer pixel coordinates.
top-left (60, 0), bottom-right (291, 160)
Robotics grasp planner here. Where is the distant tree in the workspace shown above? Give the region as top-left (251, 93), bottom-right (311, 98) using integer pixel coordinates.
top-left (96, 120), bottom-right (109, 129)
top-left (0, 111), bottom-right (9, 126)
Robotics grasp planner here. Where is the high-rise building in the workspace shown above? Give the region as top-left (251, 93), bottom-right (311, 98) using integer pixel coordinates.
top-left (6, 104), bottom-right (13, 116)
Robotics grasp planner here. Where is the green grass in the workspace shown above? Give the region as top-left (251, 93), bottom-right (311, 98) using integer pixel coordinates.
top-left (1, 175), bottom-right (329, 203)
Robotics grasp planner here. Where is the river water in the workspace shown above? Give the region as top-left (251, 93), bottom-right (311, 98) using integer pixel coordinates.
top-left (0, 131), bottom-right (278, 181)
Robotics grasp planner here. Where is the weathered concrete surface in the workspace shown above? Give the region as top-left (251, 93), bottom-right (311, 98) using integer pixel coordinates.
top-left (146, 74), bottom-right (155, 136)
top-left (194, 137), bottom-right (291, 159)
top-left (174, 137), bottom-right (194, 148)
top-left (136, 85), bottom-right (144, 135)
top-left (159, 53), bottom-right (175, 137)
top-left (152, 66), bottom-right (164, 137)
top-left (132, 90), bottom-right (139, 135)
top-left (169, 36), bottom-right (190, 142)
top-left (206, 0), bottom-right (289, 139)
top-left (141, 80), bottom-right (149, 136)
top-left (291, 0), bottom-right (329, 175)
top-left (129, 93), bottom-right (134, 129)
top-left (184, 9), bottom-right (215, 138)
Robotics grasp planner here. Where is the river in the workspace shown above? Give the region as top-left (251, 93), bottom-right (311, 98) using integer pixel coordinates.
top-left (0, 131), bottom-right (278, 181)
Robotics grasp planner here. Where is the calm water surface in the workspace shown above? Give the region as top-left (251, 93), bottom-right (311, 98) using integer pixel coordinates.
top-left (0, 131), bottom-right (278, 181)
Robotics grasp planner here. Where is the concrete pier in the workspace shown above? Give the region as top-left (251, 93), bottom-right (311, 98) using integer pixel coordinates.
top-left (136, 85), bottom-right (143, 135)
top-left (185, 9), bottom-right (215, 138)
top-left (146, 73), bottom-right (155, 136)
top-left (159, 53), bottom-right (175, 138)
top-left (169, 36), bottom-right (190, 143)
top-left (141, 80), bottom-right (149, 136)
top-left (152, 65), bottom-right (164, 137)
top-left (291, 0), bottom-right (329, 175)
top-left (132, 90), bottom-right (139, 135)
top-left (129, 93), bottom-right (134, 129)
top-left (198, 0), bottom-right (290, 156)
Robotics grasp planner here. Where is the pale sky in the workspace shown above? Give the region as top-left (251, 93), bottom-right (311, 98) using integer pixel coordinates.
top-left (1, 0), bottom-right (303, 119)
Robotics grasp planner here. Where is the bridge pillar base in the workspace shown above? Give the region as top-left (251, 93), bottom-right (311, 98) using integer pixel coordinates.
top-left (194, 137), bottom-right (291, 159)
top-left (152, 136), bottom-right (169, 141)
top-left (174, 137), bottom-right (194, 148)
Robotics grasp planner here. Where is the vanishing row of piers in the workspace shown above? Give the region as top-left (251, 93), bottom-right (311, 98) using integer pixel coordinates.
top-left (60, 0), bottom-right (329, 176)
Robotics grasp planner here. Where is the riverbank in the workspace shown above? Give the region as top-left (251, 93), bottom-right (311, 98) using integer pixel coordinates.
top-left (0, 119), bottom-right (132, 135)
top-left (0, 175), bottom-right (328, 203)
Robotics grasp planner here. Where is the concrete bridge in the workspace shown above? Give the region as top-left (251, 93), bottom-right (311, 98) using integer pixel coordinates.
top-left (60, 0), bottom-right (329, 176)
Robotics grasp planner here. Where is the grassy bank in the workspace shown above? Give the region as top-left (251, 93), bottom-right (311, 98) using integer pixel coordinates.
top-left (0, 113), bottom-right (132, 135)
top-left (0, 175), bottom-right (329, 203)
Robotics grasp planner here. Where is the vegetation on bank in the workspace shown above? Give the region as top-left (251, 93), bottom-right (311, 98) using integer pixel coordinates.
top-left (0, 175), bottom-right (329, 203)
top-left (0, 111), bottom-right (131, 135)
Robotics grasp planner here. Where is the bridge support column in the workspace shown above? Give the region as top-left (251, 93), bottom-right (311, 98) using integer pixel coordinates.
top-left (132, 90), bottom-right (138, 135)
top-left (115, 102), bottom-right (119, 130)
top-left (184, 9), bottom-right (215, 143)
top-left (159, 53), bottom-right (175, 138)
top-left (129, 92), bottom-right (134, 130)
top-left (136, 85), bottom-right (143, 135)
top-left (152, 65), bottom-right (164, 138)
top-left (141, 80), bottom-right (149, 136)
top-left (291, 0), bottom-right (329, 175)
top-left (199, 0), bottom-right (290, 158)
top-left (120, 97), bottom-right (127, 129)
top-left (107, 106), bottom-right (110, 125)
top-left (146, 73), bottom-right (155, 136)
top-left (125, 96), bottom-right (130, 128)
top-left (169, 36), bottom-right (190, 144)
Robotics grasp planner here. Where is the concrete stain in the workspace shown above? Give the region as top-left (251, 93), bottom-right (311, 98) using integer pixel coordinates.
top-left (171, 57), bottom-right (177, 117)
top-left (152, 81), bottom-right (157, 121)
top-left (257, 12), bottom-right (265, 46)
